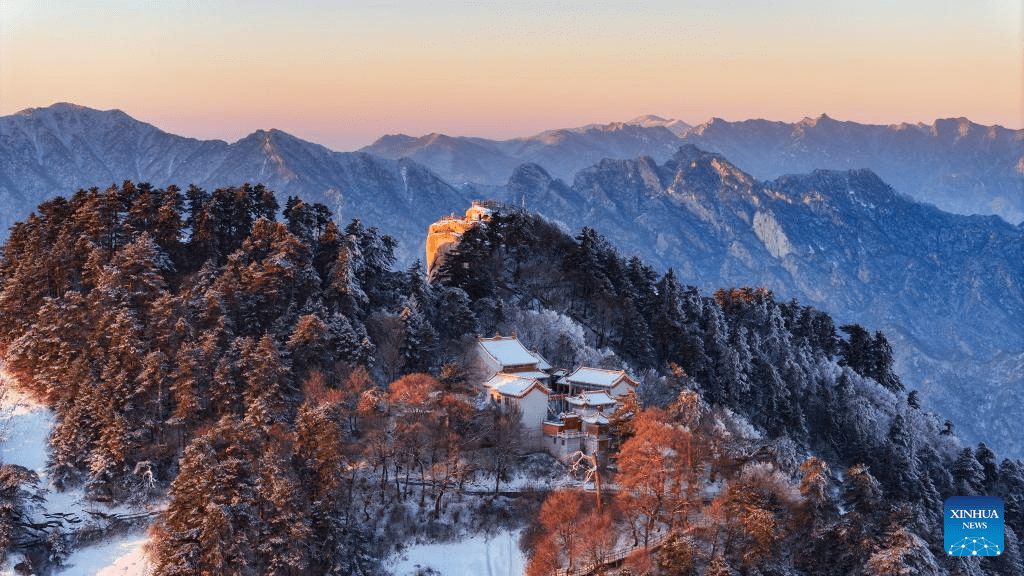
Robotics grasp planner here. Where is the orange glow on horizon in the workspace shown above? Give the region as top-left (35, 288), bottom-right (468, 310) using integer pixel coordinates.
top-left (1, 1), bottom-right (1020, 150)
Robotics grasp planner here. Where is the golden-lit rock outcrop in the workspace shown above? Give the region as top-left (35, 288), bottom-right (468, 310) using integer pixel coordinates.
top-left (426, 202), bottom-right (492, 278)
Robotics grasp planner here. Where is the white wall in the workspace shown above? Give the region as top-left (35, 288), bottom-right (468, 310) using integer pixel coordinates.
top-left (609, 381), bottom-right (633, 398)
top-left (516, 387), bottom-right (549, 432)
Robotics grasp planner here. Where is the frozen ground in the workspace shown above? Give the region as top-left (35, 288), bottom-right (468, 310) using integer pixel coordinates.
top-left (54, 536), bottom-right (152, 576)
top-left (1, 372), bottom-right (153, 576)
top-left (386, 529), bottom-right (527, 576)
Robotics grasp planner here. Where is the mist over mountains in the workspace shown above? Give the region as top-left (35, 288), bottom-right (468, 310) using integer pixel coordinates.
top-left (2, 103), bottom-right (1023, 456)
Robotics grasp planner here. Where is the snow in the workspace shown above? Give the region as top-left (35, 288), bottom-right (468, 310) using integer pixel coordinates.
top-left (0, 384), bottom-right (52, 476)
top-left (565, 367), bottom-right (626, 387)
top-left (527, 351), bottom-right (551, 371)
top-left (479, 338), bottom-right (540, 368)
top-left (387, 530), bottom-right (526, 576)
top-left (58, 535), bottom-right (153, 576)
top-left (752, 210), bottom-right (794, 259)
top-left (485, 374), bottom-right (548, 398)
top-left (513, 371), bottom-right (550, 381)
top-left (566, 391), bottom-right (616, 407)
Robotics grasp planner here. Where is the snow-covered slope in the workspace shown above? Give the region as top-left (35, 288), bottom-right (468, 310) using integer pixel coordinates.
top-left (680, 114), bottom-right (1024, 224)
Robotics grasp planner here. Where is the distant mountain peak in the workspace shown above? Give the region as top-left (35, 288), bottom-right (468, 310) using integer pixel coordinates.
top-left (624, 114), bottom-right (690, 132)
top-left (14, 102), bottom-right (136, 123)
top-left (800, 113), bottom-right (833, 125)
top-left (509, 162), bottom-right (556, 185)
top-left (671, 143), bottom-right (723, 164)
top-left (930, 117), bottom-right (979, 139)
top-left (628, 114), bottom-right (668, 124)
top-left (373, 133), bottom-right (417, 144)
top-left (16, 102), bottom-right (95, 115)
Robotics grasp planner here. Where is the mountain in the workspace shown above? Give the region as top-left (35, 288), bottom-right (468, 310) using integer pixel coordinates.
top-left (502, 146), bottom-right (1024, 456)
top-left (358, 133), bottom-right (522, 187)
top-left (681, 114), bottom-right (1024, 223)
top-left (363, 114), bottom-right (1024, 224)
top-left (0, 103), bottom-right (468, 263)
top-left (361, 119), bottom-right (687, 188)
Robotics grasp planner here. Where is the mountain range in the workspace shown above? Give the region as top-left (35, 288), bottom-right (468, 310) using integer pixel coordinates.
top-left (1, 103), bottom-right (1023, 456)
top-left (0, 103), bottom-right (464, 263)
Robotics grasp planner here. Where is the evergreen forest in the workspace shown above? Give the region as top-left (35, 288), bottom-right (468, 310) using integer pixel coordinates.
top-left (0, 182), bottom-right (1021, 575)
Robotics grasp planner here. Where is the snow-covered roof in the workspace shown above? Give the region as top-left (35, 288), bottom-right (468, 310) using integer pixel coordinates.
top-left (583, 414), bottom-right (609, 425)
top-left (514, 371), bottom-right (551, 381)
top-left (567, 391), bottom-right (616, 407)
top-left (485, 374), bottom-right (550, 398)
top-left (478, 336), bottom-right (540, 368)
top-left (565, 367), bottom-right (636, 388)
top-left (529, 350), bottom-right (552, 371)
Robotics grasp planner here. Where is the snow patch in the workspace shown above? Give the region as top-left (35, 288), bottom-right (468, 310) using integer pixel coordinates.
top-left (56, 535), bottom-right (152, 576)
top-left (0, 392), bottom-right (53, 476)
top-left (387, 529), bottom-right (526, 576)
top-left (752, 210), bottom-right (794, 259)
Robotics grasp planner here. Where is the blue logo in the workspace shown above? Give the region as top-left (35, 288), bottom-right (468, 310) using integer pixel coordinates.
top-left (945, 496), bottom-right (1004, 557)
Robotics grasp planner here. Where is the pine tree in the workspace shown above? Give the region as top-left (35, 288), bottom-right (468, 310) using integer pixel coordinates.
top-left (240, 334), bottom-right (294, 427)
top-left (798, 457), bottom-right (837, 529)
top-left (866, 524), bottom-right (939, 576)
top-left (657, 532), bottom-right (697, 575)
top-left (881, 411), bottom-right (920, 500)
top-left (975, 442), bottom-right (999, 493)
top-left (706, 552), bottom-right (732, 576)
top-left (255, 433), bottom-right (311, 575)
top-left (0, 464), bottom-right (41, 564)
top-left (842, 464), bottom-right (883, 517)
top-left (286, 313), bottom-right (330, 379)
top-left (952, 448), bottom-right (985, 496)
top-left (993, 526), bottom-right (1024, 576)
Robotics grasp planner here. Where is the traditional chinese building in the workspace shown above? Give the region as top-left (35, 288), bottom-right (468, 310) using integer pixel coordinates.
top-left (471, 335), bottom-right (636, 463)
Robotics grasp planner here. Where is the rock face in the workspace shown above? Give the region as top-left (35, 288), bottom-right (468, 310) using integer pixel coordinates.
top-left (426, 203), bottom-right (492, 277)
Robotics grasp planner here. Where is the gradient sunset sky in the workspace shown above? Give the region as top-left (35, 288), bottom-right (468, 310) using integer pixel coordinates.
top-left (2, 1), bottom-right (1021, 150)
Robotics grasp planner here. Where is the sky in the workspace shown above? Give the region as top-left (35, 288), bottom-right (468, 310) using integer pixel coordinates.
top-left (1, 1), bottom-right (1021, 150)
